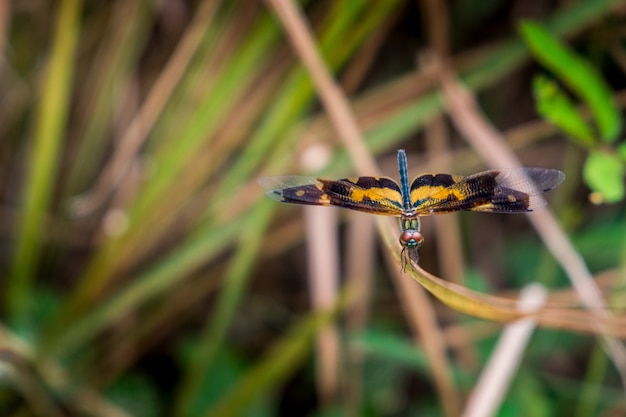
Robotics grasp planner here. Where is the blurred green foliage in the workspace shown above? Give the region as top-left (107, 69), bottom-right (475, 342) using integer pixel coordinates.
top-left (0, 1), bottom-right (625, 416)
top-left (522, 21), bottom-right (626, 203)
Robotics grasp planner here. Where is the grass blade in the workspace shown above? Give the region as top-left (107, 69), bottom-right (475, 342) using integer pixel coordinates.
top-left (9, 0), bottom-right (82, 318)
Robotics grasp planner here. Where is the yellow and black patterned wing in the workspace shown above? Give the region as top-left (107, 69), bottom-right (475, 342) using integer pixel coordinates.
top-left (410, 168), bottom-right (565, 215)
top-left (258, 176), bottom-right (405, 216)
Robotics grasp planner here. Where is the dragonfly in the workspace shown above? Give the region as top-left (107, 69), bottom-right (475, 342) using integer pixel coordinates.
top-left (258, 149), bottom-right (565, 270)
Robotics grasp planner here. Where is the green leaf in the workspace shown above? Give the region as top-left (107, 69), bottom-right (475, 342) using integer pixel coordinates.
top-left (499, 372), bottom-right (553, 417)
top-left (519, 21), bottom-right (622, 142)
top-left (203, 298), bottom-right (345, 417)
top-left (533, 74), bottom-right (595, 147)
top-left (617, 141), bottom-right (626, 162)
top-left (583, 151), bottom-right (625, 203)
top-left (107, 374), bottom-right (161, 417)
top-left (354, 329), bottom-right (428, 372)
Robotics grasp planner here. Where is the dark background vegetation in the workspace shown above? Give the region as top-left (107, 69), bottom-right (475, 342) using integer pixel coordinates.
top-left (1, 1), bottom-right (626, 416)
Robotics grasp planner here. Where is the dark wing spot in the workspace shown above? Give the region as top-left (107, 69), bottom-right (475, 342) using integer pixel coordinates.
top-left (410, 173), bottom-right (457, 190)
top-left (280, 185), bottom-right (326, 204)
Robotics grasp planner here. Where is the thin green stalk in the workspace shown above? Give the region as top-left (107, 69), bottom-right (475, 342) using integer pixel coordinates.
top-left (575, 236), bottom-right (626, 417)
top-left (67, 0), bottom-right (155, 194)
top-left (576, 346), bottom-right (610, 417)
top-left (202, 290), bottom-right (349, 417)
top-left (9, 0), bottom-right (82, 318)
top-left (39, 212), bottom-right (240, 359)
top-left (175, 199), bottom-right (274, 417)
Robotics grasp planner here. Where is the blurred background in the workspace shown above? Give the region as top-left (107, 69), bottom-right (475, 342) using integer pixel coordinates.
top-left (1, 0), bottom-right (626, 416)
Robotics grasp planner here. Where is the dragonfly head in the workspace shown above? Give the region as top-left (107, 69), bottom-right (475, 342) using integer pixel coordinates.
top-left (399, 229), bottom-right (424, 249)
top-left (399, 230), bottom-right (423, 271)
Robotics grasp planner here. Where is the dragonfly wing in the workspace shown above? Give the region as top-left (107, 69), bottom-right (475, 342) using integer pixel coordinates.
top-left (259, 176), bottom-right (405, 216)
top-left (258, 176), bottom-right (320, 202)
top-left (411, 168), bottom-right (565, 215)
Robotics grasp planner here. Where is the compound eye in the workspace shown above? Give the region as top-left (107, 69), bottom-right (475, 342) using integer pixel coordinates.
top-left (399, 230), bottom-right (424, 248)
